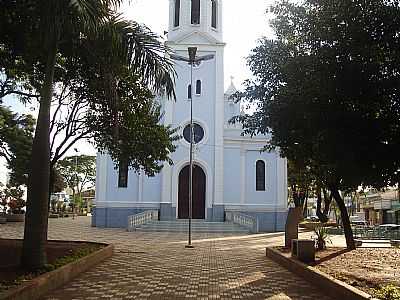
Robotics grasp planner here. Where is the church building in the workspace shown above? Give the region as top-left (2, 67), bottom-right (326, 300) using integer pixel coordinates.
top-left (92, 0), bottom-right (288, 232)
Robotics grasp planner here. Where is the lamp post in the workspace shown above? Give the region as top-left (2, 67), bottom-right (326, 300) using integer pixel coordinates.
top-left (170, 48), bottom-right (214, 248)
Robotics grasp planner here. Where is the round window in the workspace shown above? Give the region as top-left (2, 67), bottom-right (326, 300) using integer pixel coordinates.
top-left (183, 123), bottom-right (204, 144)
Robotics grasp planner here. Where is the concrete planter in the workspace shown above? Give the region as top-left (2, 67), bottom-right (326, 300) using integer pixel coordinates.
top-left (6, 214), bottom-right (25, 222)
top-left (266, 247), bottom-right (376, 300)
top-left (0, 241), bottom-right (113, 300)
top-left (0, 217), bottom-right (6, 224)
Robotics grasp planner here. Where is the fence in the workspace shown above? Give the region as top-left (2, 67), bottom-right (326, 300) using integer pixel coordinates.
top-left (225, 211), bottom-right (259, 233)
top-left (127, 210), bottom-right (159, 232)
top-left (327, 226), bottom-right (400, 240)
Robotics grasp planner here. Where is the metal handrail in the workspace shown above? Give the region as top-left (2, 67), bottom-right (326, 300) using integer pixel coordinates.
top-left (127, 210), bottom-right (159, 232)
top-left (225, 211), bottom-right (259, 233)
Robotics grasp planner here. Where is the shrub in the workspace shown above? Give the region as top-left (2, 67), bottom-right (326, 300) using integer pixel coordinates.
top-left (314, 225), bottom-right (332, 251)
top-left (373, 285), bottom-right (400, 300)
top-left (3, 187), bottom-right (25, 214)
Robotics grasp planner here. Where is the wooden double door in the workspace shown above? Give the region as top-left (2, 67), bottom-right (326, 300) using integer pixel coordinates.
top-left (178, 165), bottom-right (206, 219)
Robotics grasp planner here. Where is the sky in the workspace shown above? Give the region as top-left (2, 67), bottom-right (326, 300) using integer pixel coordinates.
top-left (120, 0), bottom-right (276, 88)
top-left (0, 0), bottom-right (277, 183)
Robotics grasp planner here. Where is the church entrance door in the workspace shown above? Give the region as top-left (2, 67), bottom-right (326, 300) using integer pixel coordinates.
top-left (178, 165), bottom-right (206, 219)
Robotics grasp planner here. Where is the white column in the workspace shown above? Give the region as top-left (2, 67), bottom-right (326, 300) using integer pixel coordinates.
top-left (276, 156), bottom-right (288, 210)
top-left (138, 173), bottom-right (144, 202)
top-left (95, 153), bottom-right (108, 205)
top-left (240, 145), bottom-right (246, 204)
top-left (161, 166), bottom-right (172, 204)
top-left (214, 47), bottom-right (224, 205)
top-left (160, 89), bottom-right (174, 205)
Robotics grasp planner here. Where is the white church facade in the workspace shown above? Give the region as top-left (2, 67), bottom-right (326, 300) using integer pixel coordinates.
top-left (92, 0), bottom-right (288, 232)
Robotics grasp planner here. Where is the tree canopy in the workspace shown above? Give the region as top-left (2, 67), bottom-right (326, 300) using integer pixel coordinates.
top-left (1, 0), bottom-right (178, 270)
top-left (236, 0), bottom-right (400, 249)
top-left (57, 155), bottom-right (96, 196)
top-left (0, 106), bottom-right (34, 186)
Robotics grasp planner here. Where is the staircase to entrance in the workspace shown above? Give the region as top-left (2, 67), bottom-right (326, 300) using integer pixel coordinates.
top-left (127, 210), bottom-right (257, 233)
top-left (132, 220), bottom-right (251, 233)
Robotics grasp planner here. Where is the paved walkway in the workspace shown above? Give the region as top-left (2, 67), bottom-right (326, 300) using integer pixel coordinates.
top-left (0, 217), bottom-right (332, 300)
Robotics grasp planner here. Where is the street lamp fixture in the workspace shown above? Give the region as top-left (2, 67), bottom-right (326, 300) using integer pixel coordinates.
top-left (170, 48), bottom-right (215, 249)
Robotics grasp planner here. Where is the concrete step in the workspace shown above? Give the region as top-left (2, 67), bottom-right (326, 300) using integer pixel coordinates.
top-left (134, 220), bottom-right (250, 233)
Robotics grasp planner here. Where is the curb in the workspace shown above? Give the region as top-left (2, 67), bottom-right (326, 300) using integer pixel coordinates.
top-left (266, 247), bottom-right (377, 300)
top-left (1, 241), bottom-right (114, 300)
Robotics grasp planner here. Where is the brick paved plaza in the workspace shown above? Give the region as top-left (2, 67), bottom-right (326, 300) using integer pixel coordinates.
top-left (0, 217), bottom-right (332, 300)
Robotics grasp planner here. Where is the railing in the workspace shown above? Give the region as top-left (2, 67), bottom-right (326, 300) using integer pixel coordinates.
top-left (327, 226), bottom-right (400, 240)
top-left (127, 210), bottom-right (159, 232)
top-left (225, 211), bottom-right (259, 233)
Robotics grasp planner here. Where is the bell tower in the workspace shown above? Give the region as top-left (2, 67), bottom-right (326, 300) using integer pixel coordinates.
top-left (161, 0), bottom-right (226, 218)
top-left (168, 0), bottom-right (223, 44)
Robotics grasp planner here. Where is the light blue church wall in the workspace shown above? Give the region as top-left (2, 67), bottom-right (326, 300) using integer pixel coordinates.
top-left (245, 150), bottom-right (278, 205)
top-left (142, 176), bottom-right (162, 203)
top-left (223, 148), bottom-right (241, 204)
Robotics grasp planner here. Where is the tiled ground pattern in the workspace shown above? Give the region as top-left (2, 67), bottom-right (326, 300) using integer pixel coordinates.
top-left (0, 217), bottom-right (332, 300)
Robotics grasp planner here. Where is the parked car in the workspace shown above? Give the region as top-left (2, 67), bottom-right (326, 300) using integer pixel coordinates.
top-left (379, 224), bottom-right (400, 231)
top-left (305, 216), bottom-right (319, 222)
top-left (351, 220), bottom-right (368, 227)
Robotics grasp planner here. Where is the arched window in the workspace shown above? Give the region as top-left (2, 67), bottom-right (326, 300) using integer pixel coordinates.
top-left (118, 159), bottom-right (128, 188)
top-left (196, 80), bottom-right (202, 95)
top-left (211, 0), bottom-right (217, 28)
top-left (174, 0), bottom-right (180, 27)
top-left (191, 0), bottom-right (200, 25)
top-left (187, 84), bottom-right (192, 99)
top-left (256, 160), bottom-right (266, 191)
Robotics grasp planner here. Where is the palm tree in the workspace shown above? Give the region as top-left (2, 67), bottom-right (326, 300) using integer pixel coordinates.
top-left (20, 0), bottom-right (175, 270)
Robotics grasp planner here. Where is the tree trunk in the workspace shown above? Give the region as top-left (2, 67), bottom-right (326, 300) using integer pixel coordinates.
top-left (285, 206), bottom-right (303, 248)
top-left (322, 189), bottom-right (332, 217)
top-left (21, 43), bottom-right (58, 270)
top-left (302, 190), bottom-right (308, 218)
top-left (330, 185), bottom-right (356, 250)
top-left (316, 187), bottom-right (328, 223)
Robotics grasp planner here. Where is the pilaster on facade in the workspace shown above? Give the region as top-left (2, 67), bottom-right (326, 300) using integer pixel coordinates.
top-left (214, 47), bottom-right (225, 206)
top-left (276, 156), bottom-right (288, 209)
top-left (95, 153), bottom-right (108, 205)
top-left (161, 165), bottom-right (173, 204)
top-left (240, 145), bottom-right (246, 205)
top-left (138, 172), bottom-right (144, 203)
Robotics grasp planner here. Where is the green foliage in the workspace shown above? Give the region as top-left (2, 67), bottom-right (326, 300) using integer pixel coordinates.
top-left (1, 0), bottom-right (178, 270)
top-left (0, 190), bottom-right (8, 214)
top-left (0, 245), bottom-right (102, 291)
top-left (0, 186), bottom-right (25, 214)
top-left (42, 245), bottom-right (102, 272)
top-left (57, 155), bottom-right (96, 194)
top-left (87, 72), bottom-right (179, 176)
top-left (0, 106), bottom-right (34, 186)
top-left (313, 226), bottom-right (332, 251)
top-left (373, 285), bottom-right (400, 300)
top-left (51, 168), bottom-right (67, 193)
top-left (236, 0), bottom-right (400, 190)
top-left (234, 0), bottom-right (400, 250)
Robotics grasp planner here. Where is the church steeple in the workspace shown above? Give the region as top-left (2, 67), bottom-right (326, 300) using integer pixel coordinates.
top-left (168, 0), bottom-right (223, 44)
